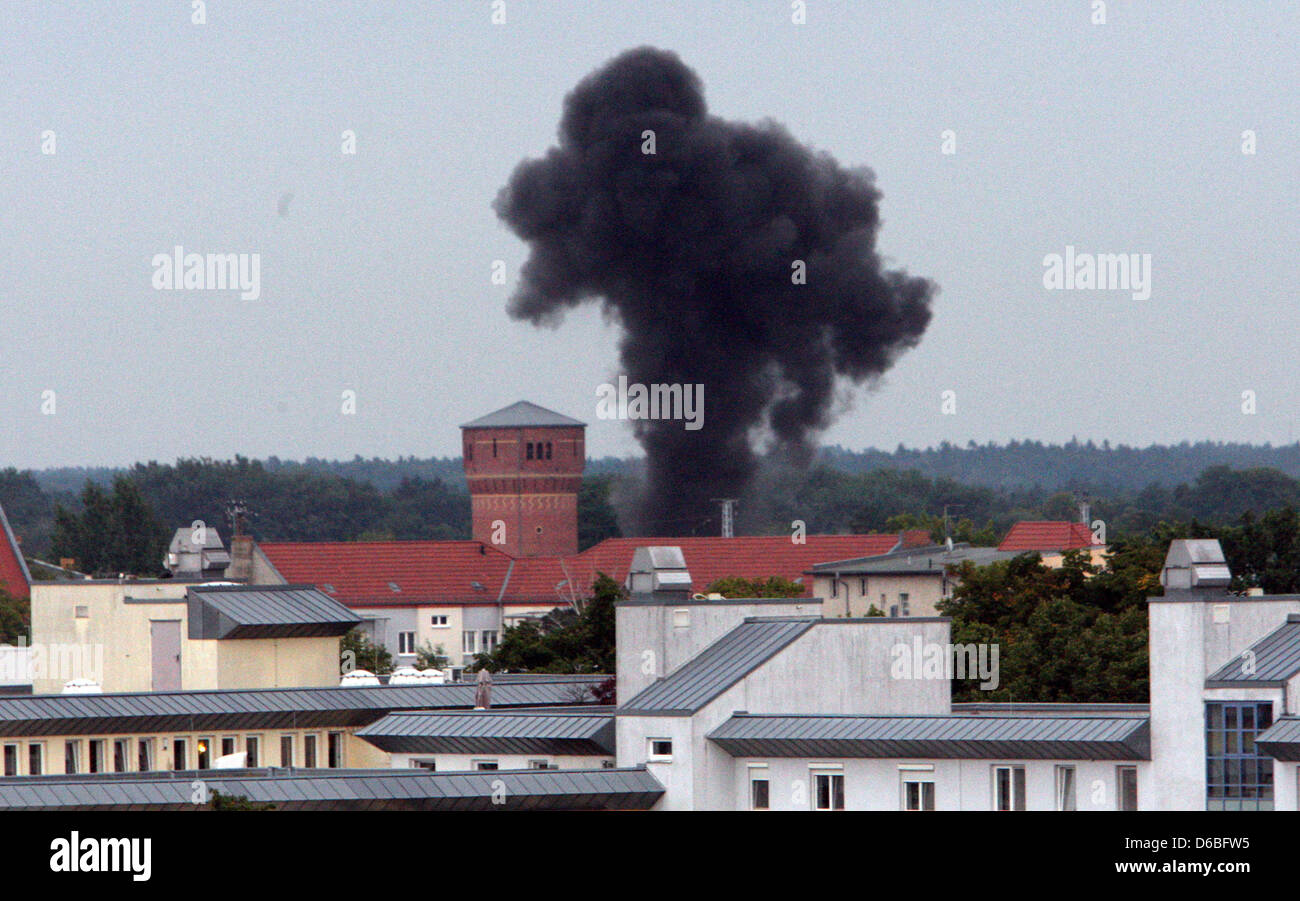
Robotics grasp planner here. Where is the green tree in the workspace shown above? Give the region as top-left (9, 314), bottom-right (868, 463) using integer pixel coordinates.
top-left (208, 790), bottom-right (276, 811)
top-left (415, 641), bottom-right (449, 670)
top-left (49, 477), bottom-right (166, 577)
top-left (341, 628), bottom-right (393, 675)
top-left (703, 576), bottom-right (806, 598)
top-left (471, 575), bottom-right (622, 675)
top-left (0, 589), bottom-right (29, 645)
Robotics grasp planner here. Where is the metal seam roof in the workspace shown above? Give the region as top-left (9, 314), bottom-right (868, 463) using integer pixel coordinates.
top-left (706, 714), bottom-right (1151, 760)
top-left (618, 618), bottom-right (818, 715)
top-left (0, 767), bottom-right (663, 810)
top-left (1206, 620), bottom-right (1300, 685)
top-left (0, 678), bottom-right (608, 736)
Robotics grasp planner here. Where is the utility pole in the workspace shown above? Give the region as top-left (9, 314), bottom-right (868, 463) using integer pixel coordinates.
top-left (942, 504), bottom-right (964, 543)
top-left (712, 499), bottom-right (738, 538)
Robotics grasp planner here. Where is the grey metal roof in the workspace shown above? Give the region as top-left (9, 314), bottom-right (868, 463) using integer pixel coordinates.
top-left (187, 584), bottom-right (361, 639)
top-left (618, 617), bottom-right (817, 715)
top-left (1254, 716), bottom-right (1300, 761)
top-left (460, 401), bottom-right (585, 429)
top-left (0, 766), bottom-right (663, 811)
top-left (0, 676), bottom-right (607, 737)
top-left (809, 544), bottom-right (1019, 575)
top-left (357, 707), bottom-right (615, 755)
top-left (951, 702), bottom-right (1149, 717)
top-left (707, 714), bottom-right (1151, 760)
top-left (1205, 615), bottom-right (1300, 686)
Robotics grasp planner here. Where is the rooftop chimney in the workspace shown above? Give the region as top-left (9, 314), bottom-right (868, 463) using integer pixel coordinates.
top-left (225, 535), bottom-right (256, 583)
top-left (625, 546), bottom-right (693, 600)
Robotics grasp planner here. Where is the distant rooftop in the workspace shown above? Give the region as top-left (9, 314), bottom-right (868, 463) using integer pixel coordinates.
top-left (460, 401), bottom-right (586, 429)
top-left (809, 543), bottom-right (1020, 575)
top-left (998, 521), bottom-right (1098, 552)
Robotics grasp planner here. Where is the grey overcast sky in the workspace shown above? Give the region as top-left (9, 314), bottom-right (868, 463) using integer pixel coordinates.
top-left (1, 1), bottom-right (1297, 468)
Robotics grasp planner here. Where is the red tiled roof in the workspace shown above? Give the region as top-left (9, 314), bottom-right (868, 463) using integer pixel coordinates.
top-left (259, 530), bottom-right (932, 608)
top-left (997, 521), bottom-right (1096, 552)
top-left (0, 503), bottom-right (30, 601)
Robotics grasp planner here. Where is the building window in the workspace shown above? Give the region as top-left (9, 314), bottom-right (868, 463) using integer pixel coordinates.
top-left (1118, 765), bottom-right (1139, 811)
top-left (64, 740), bottom-right (80, 775)
top-left (899, 593), bottom-right (910, 616)
top-left (492, 439), bottom-right (497, 457)
top-left (463, 631), bottom-right (478, 655)
top-left (221, 736), bottom-right (237, 759)
top-left (528, 759), bottom-right (554, 770)
top-left (545, 442), bottom-right (553, 460)
top-left (88, 739), bottom-right (106, 774)
top-left (431, 615), bottom-right (449, 628)
top-left (481, 630), bottom-right (498, 652)
top-left (398, 631), bottom-right (416, 655)
top-left (304, 734), bottom-right (318, 768)
top-left (526, 442), bottom-right (535, 460)
top-left (812, 771), bottom-right (845, 811)
top-left (902, 779), bottom-right (935, 811)
top-left (280, 735), bottom-right (294, 767)
top-left (1206, 701), bottom-right (1273, 810)
top-left (889, 605), bottom-right (899, 617)
top-left (113, 738), bottom-right (130, 772)
top-left (172, 738), bottom-right (187, 771)
top-left (750, 772), bottom-right (770, 810)
top-left (246, 736), bottom-right (259, 768)
top-left (1055, 765), bottom-right (1077, 811)
top-left (196, 737), bottom-right (212, 770)
top-left (473, 760), bottom-right (499, 771)
top-left (328, 732), bottom-right (343, 768)
top-left (2, 743), bottom-right (17, 777)
top-left (993, 765), bottom-right (1026, 811)
top-left (137, 738), bottom-right (153, 772)
top-left (410, 759), bottom-right (437, 770)
top-left (465, 442), bottom-right (472, 462)
top-left (74, 605), bottom-right (89, 619)
top-left (28, 743), bottom-right (43, 776)
top-left (648, 739), bottom-right (673, 761)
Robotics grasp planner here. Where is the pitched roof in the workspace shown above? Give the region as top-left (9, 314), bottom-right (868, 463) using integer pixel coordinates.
top-left (187, 584), bottom-right (361, 639)
top-left (707, 713), bottom-right (1152, 760)
top-left (808, 543), bottom-right (1020, 575)
top-left (0, 502), bottom-right (31, 600)
top-left (258, 540), bottom-right (580, 608)
top-left (618, 617), bottom-right (818, 715)
top-left (0, 766), bottom-right (663, 811)
top-left (259, 532), bottom-right (932, 608)
top-left (997, 521), bottom-right (1097, 552)
top-left (1206, 614), bottom-right (1300, 686)
top-left (564, 532), bottom-right (933, 599)
top-left (357, 707), bottom-right (616, 755)
top-left (1254, 716), bottom-right (1300, 761)
top-left (0, 676), bottom-right (607, 736)
top-left (460, 401), bottom-right (586, 429)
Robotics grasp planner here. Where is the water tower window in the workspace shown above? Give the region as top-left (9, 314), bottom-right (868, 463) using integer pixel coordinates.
top-left (545, 442), bottom-right (553, 459)
top-left (492, 439), bottom-right (497, 457)
top-left (526, 443), bottom-right (534, 460)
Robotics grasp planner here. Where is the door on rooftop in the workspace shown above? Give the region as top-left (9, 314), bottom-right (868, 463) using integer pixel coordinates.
top-left (150, 620), bottom-right (182, 691)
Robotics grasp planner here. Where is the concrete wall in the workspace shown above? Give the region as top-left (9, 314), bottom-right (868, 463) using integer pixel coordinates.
top-left (32, 581), bottom-right (346, 693)
top-left (386, 751), bottom-right (612, 771)
top-left (726, 757), bottom-right (1149, 811)
top-left (215, 637), bottom-right (342, 689)
top-left (812, 574), bottom-right (946, 619)
top-left (1147, 592), bottom-right (1300, 811)
top-left (618, 618), bottom-right (953, 810)
top-left (615, 598), bottom-right (822, 701)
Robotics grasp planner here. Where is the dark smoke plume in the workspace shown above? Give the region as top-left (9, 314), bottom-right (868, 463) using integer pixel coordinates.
top-left (495, 47), bottom-right (935, 534)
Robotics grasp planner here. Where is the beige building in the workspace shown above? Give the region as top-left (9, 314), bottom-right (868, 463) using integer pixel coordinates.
top-left (808, 544), bottom-right (1023, 618)
top-left (29, 581), bottom-right (360, 694)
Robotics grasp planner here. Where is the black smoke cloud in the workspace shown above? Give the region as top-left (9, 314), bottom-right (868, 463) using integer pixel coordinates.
top-left (495, 47), bottom-right (935, 533)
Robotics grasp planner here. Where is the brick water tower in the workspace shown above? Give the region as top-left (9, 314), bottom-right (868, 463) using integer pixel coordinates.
top-left (461, 401), bottom-right (586, 557)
